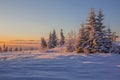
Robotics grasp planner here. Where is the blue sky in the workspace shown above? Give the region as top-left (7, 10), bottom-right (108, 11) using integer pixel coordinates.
top-left (0, 0), bottom-right (120, 41)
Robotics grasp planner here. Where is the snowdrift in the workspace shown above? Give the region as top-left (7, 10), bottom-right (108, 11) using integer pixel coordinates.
top-left (0, 50), bottom-right (120, 80)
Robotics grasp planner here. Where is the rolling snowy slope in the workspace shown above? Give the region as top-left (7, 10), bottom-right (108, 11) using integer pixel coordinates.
top-left (0, 51), bottom-right (120, 80)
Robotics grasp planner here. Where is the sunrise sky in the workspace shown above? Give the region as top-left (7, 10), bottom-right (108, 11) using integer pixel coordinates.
top-left (0, 0), bottom-right (120, 41)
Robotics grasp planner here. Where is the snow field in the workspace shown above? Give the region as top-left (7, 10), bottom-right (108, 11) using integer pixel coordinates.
top-left (0, 51), bottom-right (120, 80)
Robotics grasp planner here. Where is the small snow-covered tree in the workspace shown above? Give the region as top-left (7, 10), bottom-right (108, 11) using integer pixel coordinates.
top-left (40, 37), bottom-right (47, 49)
top-left (105, 26), bottom-right (120, 53)
top-left (48, 32), bottom-right (52, 48)
top-left (48, 30), bottom-right (58, 48)
top-left (51, 29), bottom-right (58, 48)
top-left (66, 30), bottom-right (76, 52)
top-left (106, 26), bottom-right (112, 40)
top-left (59, 29), bottom-right (65, 46)
top-left (103, 26), bottom-right (113, 53)
top-left (40, 37), bottom-right (47, 52)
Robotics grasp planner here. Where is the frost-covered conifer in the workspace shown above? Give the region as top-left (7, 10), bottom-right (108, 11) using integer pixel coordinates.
top-left (40, 37), bottom-right (47, 49)
top-left (48, 30), bottom-right (58, 48)
top-left (94, 9), bottom-right (107, 53)
top-left (48, 32), bottom-right (52, 48)
top-left (103, 26), bottom-right (113, 53)
top-left (51, 29), bottom-right (58, 48)
top-left (84, 8), bottom-right (96, 53)
top-left (40, 37), bottom-right (47, 52)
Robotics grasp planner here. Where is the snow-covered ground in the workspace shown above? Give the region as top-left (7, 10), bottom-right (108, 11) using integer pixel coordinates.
top-left (0, 50), bottom-right (120, 80)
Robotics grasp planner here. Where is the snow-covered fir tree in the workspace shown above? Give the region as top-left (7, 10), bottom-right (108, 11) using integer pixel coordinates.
top-left (81, 25), bottom-right (90, 53)
top-left (48, 32), bottom-right (52, 48)
top-left (40, 37), bottom-right (47, 49)
top-left (40, 37), bottom-right (47, 52)
top-left (106, 26), bottom-right (120, 53)
top-left (59, 29), bottom-right (65, 46)
top-left (51, 29), bottom-right (58, 48)
top-left (101, 26), bottom-right (113, 53)
top-left (48, 30), bottom-right (58, 48)
top-left (83, 8), bottom-right (96, 53)
top-left (93, 9), bottom-right (109, 53)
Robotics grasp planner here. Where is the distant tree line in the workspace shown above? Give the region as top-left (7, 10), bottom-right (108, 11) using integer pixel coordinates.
top-left (0, 44), bottom-right (22, 53)
top-left (40, 8), bottom-right (120, 54)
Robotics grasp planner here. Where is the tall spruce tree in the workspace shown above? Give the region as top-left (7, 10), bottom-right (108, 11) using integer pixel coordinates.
top-left (95, 9), bottom-right (117, 53)
top-left (93, 9), bottom-right (107, 53)
top-left (83, 8), bottom-right (96, 53)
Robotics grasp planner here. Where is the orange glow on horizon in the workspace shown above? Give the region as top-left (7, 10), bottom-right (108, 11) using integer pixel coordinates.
top-left (0, 35), bottom-right (48, 43)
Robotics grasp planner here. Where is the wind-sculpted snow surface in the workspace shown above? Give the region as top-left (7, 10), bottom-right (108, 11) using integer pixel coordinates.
top-left (0, 51), bottom-right (120, 80)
